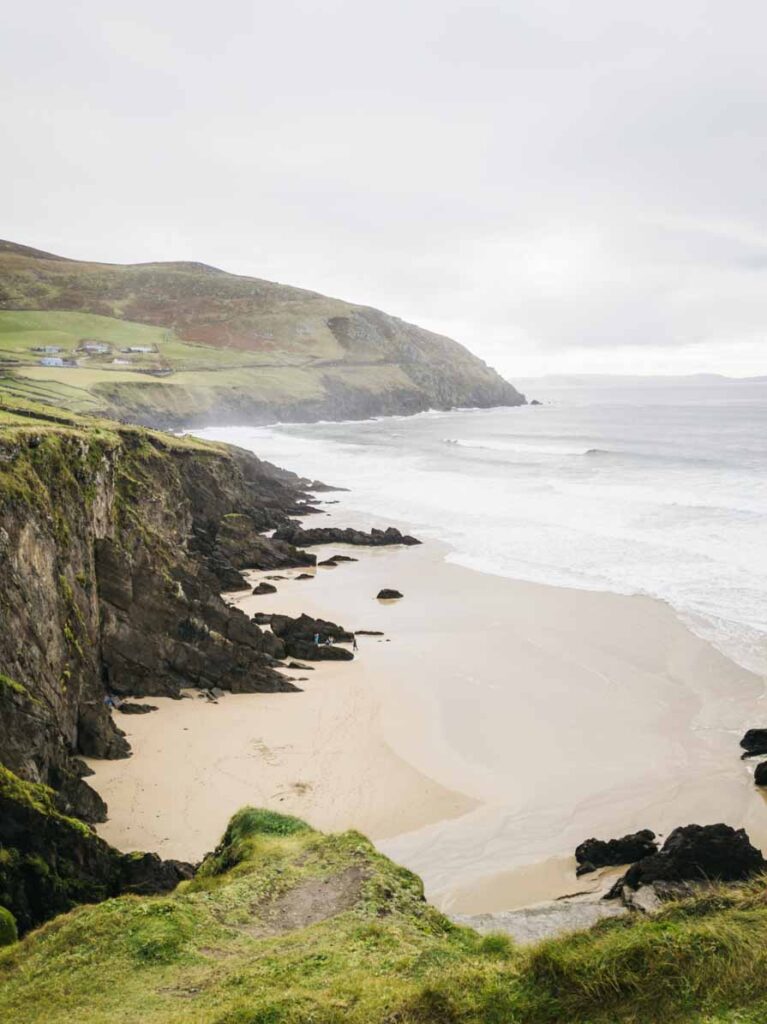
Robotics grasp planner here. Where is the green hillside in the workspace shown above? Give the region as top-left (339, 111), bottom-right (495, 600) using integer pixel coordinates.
top-left (3, 807), bottom-right (767, 1024)
top-left (0, 241), bottom-right (525, 427)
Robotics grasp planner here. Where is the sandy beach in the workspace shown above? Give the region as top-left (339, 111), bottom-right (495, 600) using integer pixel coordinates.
top-left (87, 511), bottom-right (767, 913)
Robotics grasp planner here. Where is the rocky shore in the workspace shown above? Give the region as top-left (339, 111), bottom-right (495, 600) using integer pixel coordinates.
top-left (0, 396), bottom-right (430, 933)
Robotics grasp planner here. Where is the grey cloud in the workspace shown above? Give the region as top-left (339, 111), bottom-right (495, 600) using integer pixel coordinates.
top-left (2, 0), bottom-right (767, 375)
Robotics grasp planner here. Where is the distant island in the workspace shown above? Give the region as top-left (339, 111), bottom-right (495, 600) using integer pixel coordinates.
top-left (0, 240), bottom-right (524, 427)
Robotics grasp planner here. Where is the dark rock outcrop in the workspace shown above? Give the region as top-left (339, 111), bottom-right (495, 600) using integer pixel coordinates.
top-left (607, 824), bottom-right (766, 897)
top-left (0, 769), bottom-right (193, 936)
top-left (273, 524), bottom-right (421, 548)
top-left (212, 513), bottom-right (316, 571)
top-left (270, 613), bottom-right (354, 661)
top-left (0, 421), bottom-right (315, 826)
top-left (754, 762), bottom-right (767, 786)
top-left (253, 581), bottom-right (277, 595)
top-left (97, 540), bottom-right (293, 699)
top-left (740, 729), bottom-right (767, 759)
top-left (377, 589), bottom-right (403, 599)
top-left (575, 830), bottom-right (657, 876)
top-left (117, 702), bottom-right (158, 715)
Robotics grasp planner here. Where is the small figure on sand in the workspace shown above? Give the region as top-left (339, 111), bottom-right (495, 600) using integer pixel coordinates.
top-left (313, 632), bottom-right (320, 646)
top-left (352, 635), bottom-right (358, 652)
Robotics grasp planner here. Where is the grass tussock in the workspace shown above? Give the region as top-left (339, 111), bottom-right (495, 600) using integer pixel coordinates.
top-left (2, 808), bottom-right (767, 1023)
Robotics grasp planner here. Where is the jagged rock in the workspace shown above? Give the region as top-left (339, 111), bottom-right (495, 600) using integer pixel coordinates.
top-left (77, 705), bottom-right (131, 760)
top-left (97, 541), bottom-right (294, 698)
top-left (118, 852), bottom-right (195, 895)
top-left (575, 829), bottom-right (657, 876)
top-left (214, 513), bottom-right (316, 571)
top-left (754, 761), bottom-right (767, 786)
top-left (377, 589), bottom-right (403, 599)
top-left (288, 662), bottom-right (315, 670)
top-left (252, 581), bottom-right (278, 595)
top-left (252, 612), bottom-right (273, 625)
top-left (606, 824), bottom-right (766, 897)
top-left (318, 558), bottom-right (339, 566)
top-left (205, 554), bottom-right (250, 592)
top-left (622, 884), bottom-right (663, 913)
top-left (0, 777), bottom-right (194, 936)
top-left (117, 702), bottom-right (159, 715)
top-left (296, 572), bottom-right (314, 580)
top-left (270, 613), bottom-right (354, 660)
top-left (273, 524), bottom-right (421, 548)
top-left (271, 613), bottom-right (353, 644)
top-left (0, 423), bottom-right (315, 833)
top-left (286, 641), bottom-right (354, 662)
top-left (740, 729), bottom-right (767, 758)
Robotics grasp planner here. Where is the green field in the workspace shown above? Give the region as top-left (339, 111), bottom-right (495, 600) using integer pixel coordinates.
top-left (0, 308), bottom-right (421, 424)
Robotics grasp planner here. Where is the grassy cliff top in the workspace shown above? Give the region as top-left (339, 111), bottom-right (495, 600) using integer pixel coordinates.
top-left (2, 807), bottom-right (767, 1024)
top-left (0, 241), bottom-right (524, 427)
top-left (0, 391), bottom-right (218, 453)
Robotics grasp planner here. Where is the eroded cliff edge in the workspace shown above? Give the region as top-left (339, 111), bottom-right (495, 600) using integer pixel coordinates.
top-left (0, 397), bottom-right (324, 823)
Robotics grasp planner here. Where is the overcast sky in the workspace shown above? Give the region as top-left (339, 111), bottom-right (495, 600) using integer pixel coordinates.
top-left (3, 1), bottom-right (767, 377)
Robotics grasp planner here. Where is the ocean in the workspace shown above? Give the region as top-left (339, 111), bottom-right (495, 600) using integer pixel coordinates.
top-left (195, 377), bottom-right (767, 677)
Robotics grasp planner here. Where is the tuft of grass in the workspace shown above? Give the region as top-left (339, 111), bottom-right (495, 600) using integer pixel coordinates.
top-left (0, 673), bottom-right (27, 697)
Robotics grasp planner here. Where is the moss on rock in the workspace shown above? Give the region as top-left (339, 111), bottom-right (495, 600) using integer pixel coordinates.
top-left (0, 906), bottom-right (17, 946)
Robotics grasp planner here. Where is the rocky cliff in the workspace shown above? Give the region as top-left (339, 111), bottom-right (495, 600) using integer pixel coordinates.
top-left (0, 240), bottom-right (525, 426)
top-left (0, 396), bottom-right (320, 830)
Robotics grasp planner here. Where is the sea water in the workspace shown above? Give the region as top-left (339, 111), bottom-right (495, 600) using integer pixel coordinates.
top-left (195, 377), bottom-right (767, 676)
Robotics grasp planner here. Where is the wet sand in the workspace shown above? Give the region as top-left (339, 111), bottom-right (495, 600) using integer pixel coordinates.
top-left (88, 523), bottom-right (767, 913)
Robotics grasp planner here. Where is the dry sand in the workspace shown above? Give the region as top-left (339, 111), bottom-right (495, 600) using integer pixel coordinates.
top-left (87, 521), bottom-right (767, 914)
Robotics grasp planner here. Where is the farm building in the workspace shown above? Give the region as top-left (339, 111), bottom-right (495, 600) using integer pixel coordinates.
top-left (39, 357), bottom-right (76, 367)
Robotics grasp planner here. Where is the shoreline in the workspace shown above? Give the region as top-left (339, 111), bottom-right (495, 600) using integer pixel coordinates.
top-left (87, 503), bottom-right (767, 914)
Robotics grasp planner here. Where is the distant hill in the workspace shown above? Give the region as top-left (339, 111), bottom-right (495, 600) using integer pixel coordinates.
top-left (0, 241), bottom-right (524, 427)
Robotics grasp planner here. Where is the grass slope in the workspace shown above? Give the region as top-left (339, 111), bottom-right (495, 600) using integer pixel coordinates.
top-left (3, 808), bottom-right (767, 1024)
top-left (0, 241), bottom-right (524, 426)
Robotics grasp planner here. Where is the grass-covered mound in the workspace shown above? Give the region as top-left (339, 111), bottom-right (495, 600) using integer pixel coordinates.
top-left (3, 807), bottom-right (767, 1023)
top-left (0, 240), bottom-right (524, 426)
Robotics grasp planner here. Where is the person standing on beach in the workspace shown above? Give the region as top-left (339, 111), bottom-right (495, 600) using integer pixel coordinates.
top-left (352, 635), bottom-right (358, 652)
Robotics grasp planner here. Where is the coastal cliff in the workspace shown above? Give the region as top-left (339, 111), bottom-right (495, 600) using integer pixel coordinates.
top-left (0, 396), bottom-right (322, 821)
top-left (0, 240), bottom-right (525, 427)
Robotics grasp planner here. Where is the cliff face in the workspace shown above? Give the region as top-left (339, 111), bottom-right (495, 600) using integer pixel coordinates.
top-left (0, 240), bottom-right (525, 426)
top-left (0, 397), bottom-right (318, 827)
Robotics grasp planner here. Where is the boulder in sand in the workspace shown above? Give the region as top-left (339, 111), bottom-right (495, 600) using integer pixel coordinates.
top-left (575, 829), bottom-right (657, 876)
top-left (606, 823), bottom-right (766, 897)
top-left (754, 762), bottom-right (767, 786)
top-left (377, 589), bottom-right (403, 600)
top-left (740, 729), bottom-right (767, 758)
top-left (252, 581), bottom-right (277, 595)
top-left (117, 702), bottom-right (159, 715)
